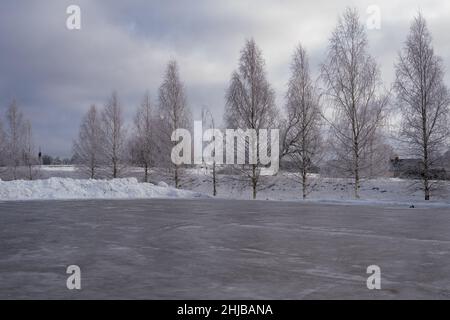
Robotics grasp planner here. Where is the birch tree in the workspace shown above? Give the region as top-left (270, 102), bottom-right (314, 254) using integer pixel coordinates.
top-left (202, 107), bottom-right (218, 196)
top-left (0, 120), bottom-right (6, 169)
top-left (224, 38), bottom-right (278, 199)
top-left (394, 13), bottom-right (450, 200)
top-left (282, 44), bottom-right (323, 199)
top-left (22, 120), bottom-right (38, 180)
top-left (102, 92), bottom-right (127, 178)
top-left (132, 93), bottom-right (155, 182)
top-left (6, 99), bottom-right (26, 180)
top-left (320, 8), bottom-right (388, 198)
top-left (158, 60), bottom-right (191, 188)
top-left (73, 105), bottom-right (104, 179)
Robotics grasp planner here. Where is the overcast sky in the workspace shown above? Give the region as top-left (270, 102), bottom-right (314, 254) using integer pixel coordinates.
top-left (0, 0), bottom-right (449, 157)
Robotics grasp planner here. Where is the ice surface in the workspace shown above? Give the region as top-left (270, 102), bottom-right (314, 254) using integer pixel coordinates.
top-left (0, 199), bottom-right (449, 299)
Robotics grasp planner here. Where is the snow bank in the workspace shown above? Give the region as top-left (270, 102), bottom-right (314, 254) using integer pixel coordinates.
top-left (0, 177), bottom-right (206, 201)
top-left (40, 165), bottom-right (76, 172)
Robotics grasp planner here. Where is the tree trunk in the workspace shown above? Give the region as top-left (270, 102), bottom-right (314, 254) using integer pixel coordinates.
top-left (354, 152), bottom-right (360, 199)
top-left (252, 164), bottom-right (257, 199)
top-left (175, 165), bottom-right (179, 188)
top-left (423, 153), bottom-right (430, 200)
top-left (302, 168), bottom-right (307, 200)
top-left (212, 162), bottom-right (217, 196)
top-left (424, 179), bottom-right (430, 200)
top-left (144, 164), bottom-right (148, 183)
top-left (422, 108), bottom-right (430, 200)
top-left (112, 157), bottom-right (117, 178)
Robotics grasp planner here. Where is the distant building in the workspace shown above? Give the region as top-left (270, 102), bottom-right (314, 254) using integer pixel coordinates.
top-left (390, 157), bottom-right (448, 180)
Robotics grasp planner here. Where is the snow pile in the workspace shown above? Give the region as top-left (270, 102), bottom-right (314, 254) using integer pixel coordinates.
top-left (157, 181), bottom-right (169, 188)
top-left (40, 165), bottom-right (76, 172)
top-left (0, 177), bottom-right (206, 201)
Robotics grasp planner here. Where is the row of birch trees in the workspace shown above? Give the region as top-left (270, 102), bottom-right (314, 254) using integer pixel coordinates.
top-left (224, 9), bottom-right (448, 200)
top-left (73, 60), bottom-right (191, 187)
top-left (73, 8), bottom-right (449, 200)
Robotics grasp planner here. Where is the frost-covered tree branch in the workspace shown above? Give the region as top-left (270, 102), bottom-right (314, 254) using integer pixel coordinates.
top-left (130, 92), bottom-right (156, 182)
top-left (101, 91), bottom-right (127, 178)
top-left (224, 39), bottom-right (278, 199)
top-left (73, 104), bottom-right (104, 179)
top-left (282, 44), bottom-right (323, 199)
top-left (394, 13), bottom-right (450, 200)
top-left (157, 60), bottom-right (191, 188)
top-left (320, 8), bottom-right (388, 199)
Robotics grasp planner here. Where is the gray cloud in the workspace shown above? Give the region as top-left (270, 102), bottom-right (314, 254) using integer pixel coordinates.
top-left (0, 0), bottom-right (449, 156)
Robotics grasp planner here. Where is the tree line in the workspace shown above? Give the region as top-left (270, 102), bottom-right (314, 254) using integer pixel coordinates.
top-left (0, 100), bottom-right (37, 180)
top-left (74, 8), bottom-right (450, 200)
top-left (72, 60), bottom-right (192, 186)
top-left (2, 8), bottom-right (448, 201)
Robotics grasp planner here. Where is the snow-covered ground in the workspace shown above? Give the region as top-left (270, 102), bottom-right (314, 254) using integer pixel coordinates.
top-left (190, 173), bottom-right (450, 207)
top-left (39, 165), bottom-right (76, 172)
top-left (1, 165), bottom-right (449, 206)
top-left (168, 168), bottom-right (449, 207)
top-left (0, 177), bottom-right (205, 201)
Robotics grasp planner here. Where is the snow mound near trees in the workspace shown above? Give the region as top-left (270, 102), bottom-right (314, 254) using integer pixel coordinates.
top-left (0, 177), bottom-right (206, 201)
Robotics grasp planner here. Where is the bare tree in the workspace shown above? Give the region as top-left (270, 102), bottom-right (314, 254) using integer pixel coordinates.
top-left (282, 44), bottom-right (323, 199)
top-left (158, 60), bottom-right (191, 188)
top-left (102, 92), bottom-right (127, 178)
top-left (394, 13), bottom-right (450, 200)
top-left (0, 119), bottom-right (6, 169)
top-left (22, 120), bottom-right (38, 180)
top-left (0, 119), bottom-right (9, 179)
top-left (202, 107), bottom-right (218, 196)
top-left (132, 92), bottom-right (156, 182)
top-left (6, 99), bottom-right (26, 180)
top-left (224, 38), bottom-right (278, 199)
top-left (320, 8), bottom-right (388, 199)
top-left (73, 105), bottom-right (104, 179)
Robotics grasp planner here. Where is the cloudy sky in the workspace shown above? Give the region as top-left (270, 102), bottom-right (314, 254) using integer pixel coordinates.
top-left (0, 0), bottom-right (449, 157)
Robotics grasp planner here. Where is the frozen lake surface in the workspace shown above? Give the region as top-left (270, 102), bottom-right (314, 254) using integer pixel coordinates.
top-left (0, 199), bottom-right (449, 299)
